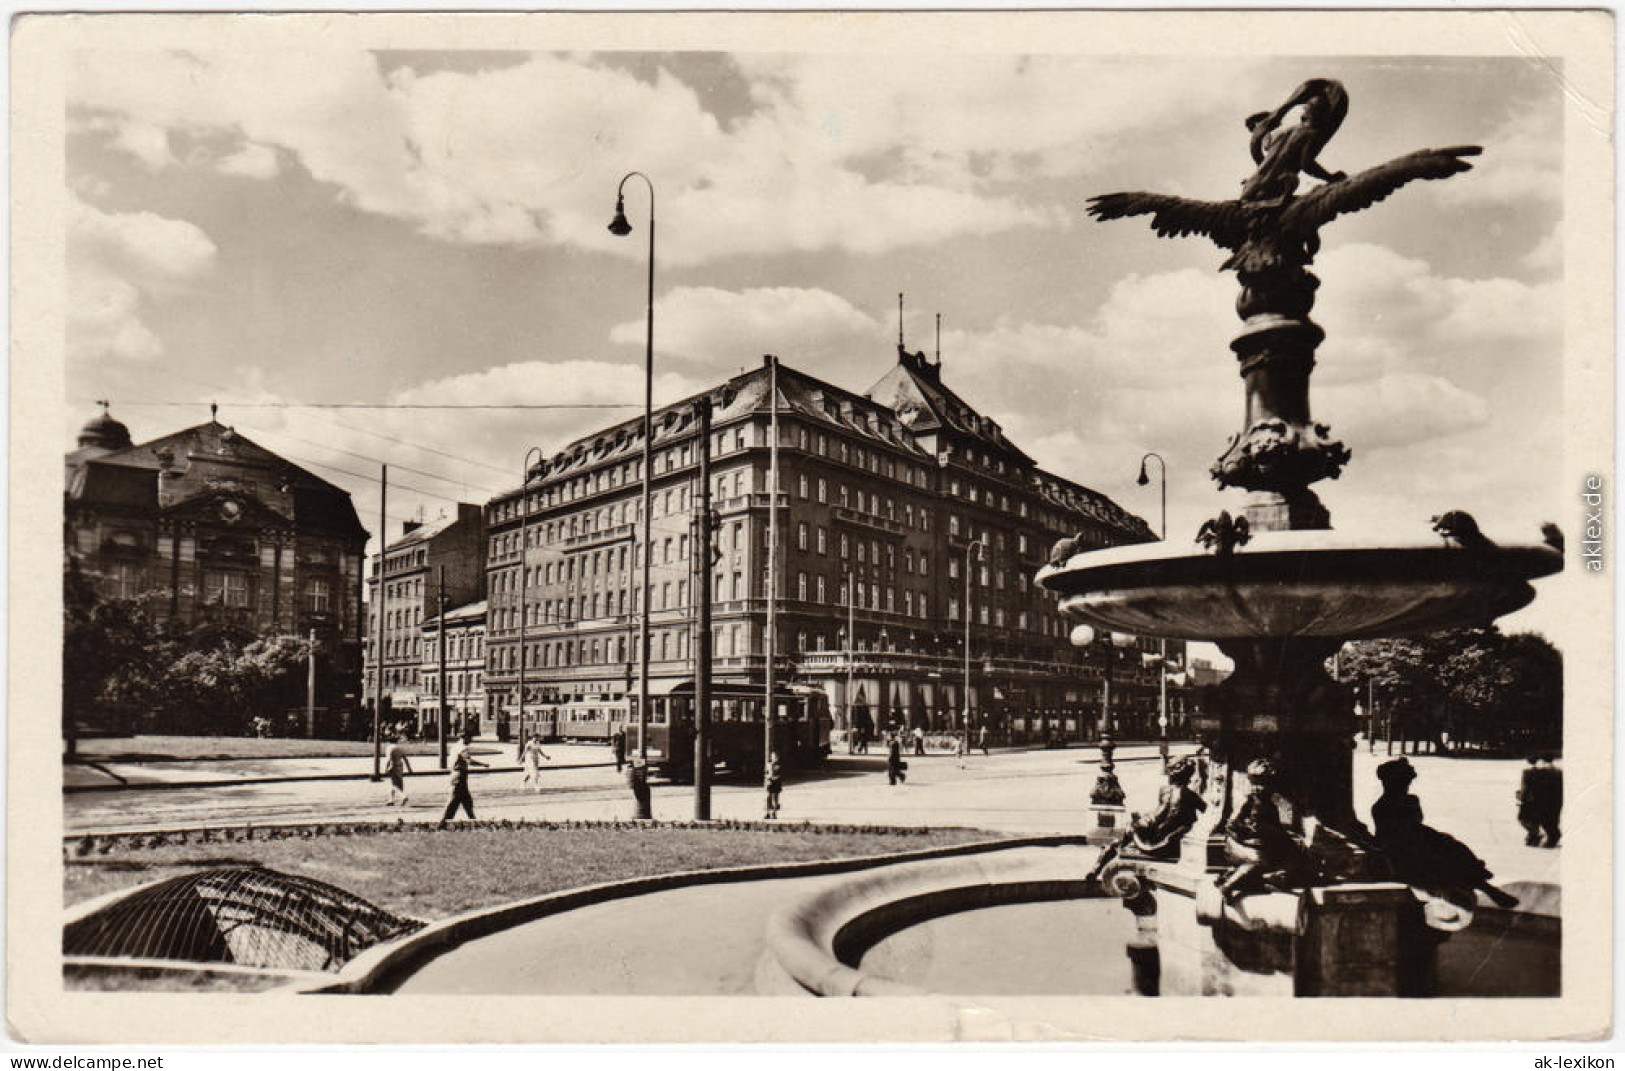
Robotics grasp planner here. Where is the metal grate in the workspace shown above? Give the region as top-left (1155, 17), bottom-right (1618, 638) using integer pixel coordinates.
top-left (64, 867), bottom-right (423, 972)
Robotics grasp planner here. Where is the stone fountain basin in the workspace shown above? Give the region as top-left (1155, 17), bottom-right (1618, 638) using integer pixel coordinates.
top-left (1037, 529), bottom-right (1562, 641)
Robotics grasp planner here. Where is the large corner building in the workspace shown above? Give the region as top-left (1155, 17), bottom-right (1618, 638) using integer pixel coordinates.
top-left (64, 408), bottom-right (370, 716)
top-left (482, 347), bottom-right (1188, 744)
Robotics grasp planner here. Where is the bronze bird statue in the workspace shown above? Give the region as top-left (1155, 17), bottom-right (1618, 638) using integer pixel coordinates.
top-left (1541, 522), bottom-right (1564, 554)
top-left (1087, 144), bottom-right (1482, 278)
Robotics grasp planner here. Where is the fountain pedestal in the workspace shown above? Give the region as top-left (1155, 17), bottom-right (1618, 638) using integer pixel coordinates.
top-left (1106, 840), bottom-right (1441, 996)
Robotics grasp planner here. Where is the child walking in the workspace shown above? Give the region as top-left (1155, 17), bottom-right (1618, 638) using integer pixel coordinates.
top-left (764, 751), bottom-right (783, 819)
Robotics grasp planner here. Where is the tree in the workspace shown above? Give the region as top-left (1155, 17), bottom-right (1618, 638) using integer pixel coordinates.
top-left (63, 559), bottom-right (177, 744)
top-left (1338, 628), bottom-right (1562, 753)
top-left (64, 558), bottom-right (316, 738)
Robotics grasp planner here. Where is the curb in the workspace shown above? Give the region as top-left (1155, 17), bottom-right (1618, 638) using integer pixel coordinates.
top-left (63, 761), bottom-right (610, 794)
top-left (300, 833), bottom-right (1086, 996)
top-left (762, 844), bottom-right (1097, 997)
top-left (63, 817), bottom-right (986, 855)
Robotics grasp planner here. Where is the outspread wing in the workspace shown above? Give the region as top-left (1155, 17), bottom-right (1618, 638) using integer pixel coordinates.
top-left (1283, 145), bottom-right (1482, 231)
top-left (1086, 192), bottom-right (1247, 250)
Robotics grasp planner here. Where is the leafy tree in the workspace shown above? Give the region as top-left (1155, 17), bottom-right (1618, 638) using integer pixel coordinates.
top-left (65, 559), bottom-right (315, 738)
top-left (1338, 627), bottom-right (1562, 752)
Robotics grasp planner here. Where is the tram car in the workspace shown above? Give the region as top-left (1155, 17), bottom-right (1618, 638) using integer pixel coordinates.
top-left (633, 681), bottom-right (831, 781)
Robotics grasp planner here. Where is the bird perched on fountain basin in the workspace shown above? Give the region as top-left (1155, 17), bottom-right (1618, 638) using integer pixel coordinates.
top-left (1430, 510), bottom-right (1493, 551)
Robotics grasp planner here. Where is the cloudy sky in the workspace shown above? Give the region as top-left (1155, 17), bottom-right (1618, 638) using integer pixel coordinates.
top-left (65, 47), bottom-right (1570, 640)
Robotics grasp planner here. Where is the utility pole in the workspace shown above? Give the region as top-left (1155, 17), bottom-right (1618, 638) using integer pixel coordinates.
top-left (437, 566), bottom-right (449, 769)
top-left (763, 355), bottom-right (780, 768)
top-left (847, 569), bottom-right (856, 734)
top-left (693, 396), bottom-right (714, 819)
top-left (306, 627), bottom-right (317, 739)
top-left (371, 464), bottom-right (387, 780)
top-left (963, 538), bottom-right (984, 752)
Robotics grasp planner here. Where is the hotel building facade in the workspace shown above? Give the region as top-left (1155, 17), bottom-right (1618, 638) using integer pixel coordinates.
top-left (481, 348), bottom-right (1189, 745)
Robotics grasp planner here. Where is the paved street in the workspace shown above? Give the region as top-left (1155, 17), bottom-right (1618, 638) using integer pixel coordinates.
top-left (63, 742), bottom-right (1562, 890)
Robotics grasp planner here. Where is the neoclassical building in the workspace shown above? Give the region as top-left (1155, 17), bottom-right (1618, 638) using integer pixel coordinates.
top-left (64, 406), bottom-right (370, 716)
top-left (482, 348), bottom-right (1189, 744)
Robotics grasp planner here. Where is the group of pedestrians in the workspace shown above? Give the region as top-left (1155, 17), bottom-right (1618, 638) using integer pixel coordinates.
top-left (380, 729), bottom-right (555, 824)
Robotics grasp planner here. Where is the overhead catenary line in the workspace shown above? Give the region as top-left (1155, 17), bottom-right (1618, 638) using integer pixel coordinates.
top-left (106, 376), bottom-right (521, 476)
top-left (102, 400), bottom-right (639, 411)
top-left (320, 414), bottom-right (514, 476)
top-left (231, 420), bottom-right (505, 498)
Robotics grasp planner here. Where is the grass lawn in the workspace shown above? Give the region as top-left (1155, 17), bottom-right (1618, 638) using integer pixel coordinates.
top-left (66, 824), bottom-right (1006, 921)
top-left (71, 735), bottom-right (445, 763)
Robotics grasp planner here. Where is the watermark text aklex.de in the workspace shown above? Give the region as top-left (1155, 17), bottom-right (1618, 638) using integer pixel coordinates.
top-left (1581, 474), bottom-right (1605, 572)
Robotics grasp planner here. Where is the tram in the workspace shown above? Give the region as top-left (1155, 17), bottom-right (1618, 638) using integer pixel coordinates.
top-left (634, 681), bottom-right (832, 781)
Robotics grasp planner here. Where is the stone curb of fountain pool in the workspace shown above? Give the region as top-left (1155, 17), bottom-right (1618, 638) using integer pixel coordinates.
top-left (290, 833), bottom-right (1091, 996)
top-left (760, 843), bottom-right (1098, 997)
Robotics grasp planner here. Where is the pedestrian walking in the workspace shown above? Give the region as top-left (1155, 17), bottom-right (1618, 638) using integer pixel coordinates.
top-left (887, 734), bottom-right (908, 786)
top-left (521, 735), bottom-right (551, 795)
top-left (1517, 755), bottom-right (1543, 846)
top-left (612, 727), bottom-right (628, 773)
top-left (912, 725), bottom-right (926, 757)
top-left (1538, 754), bottom-right (1563, 847)
top-left (439, 731), bottom-right (486, 825)
top-left (384, 731), bottom-right (412, 807)
top-left (628, 754), bottom-right (653, 820)
top-left (955, 732), bottom-right (968, 769)
top-left (764, 751), bottom-right (783, 819)
top-left (978, 723), bottom-right (991, 757)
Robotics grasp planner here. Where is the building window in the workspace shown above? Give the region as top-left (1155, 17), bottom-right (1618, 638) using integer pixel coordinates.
top-left (798, 474), bottom-right (808, 499)
top-left (840, 534), bottom-right (849, 560)
top-left (205, 570), bottom-right (251, 608)
top-left (839, 485), bottom-right (849, 508)
top-left (816, 575), bottom-right (826, 603)
top-left (948, 597), bottom-right (959, 622)
top-left (306, 577), bottom-right (331, 613)
top-left (817, 527), bottom-right (827, 555)
top-left (817, 478), bottom-right (827, 504)
top-left (797, 572), bottom-right (807, 600)
top-left (949, 558), bottom-right (960, 579)
top-left (797, 522), bottom-right (808, 551)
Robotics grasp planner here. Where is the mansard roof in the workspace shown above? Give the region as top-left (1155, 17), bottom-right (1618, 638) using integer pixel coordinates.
top-left (65, 418), bottom-right (367, 541)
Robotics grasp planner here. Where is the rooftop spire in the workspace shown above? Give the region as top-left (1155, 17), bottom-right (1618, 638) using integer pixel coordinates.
top-left (935, 313), bottom-right (942, 367)
top-left (897, 292), bottom-right (905, 356)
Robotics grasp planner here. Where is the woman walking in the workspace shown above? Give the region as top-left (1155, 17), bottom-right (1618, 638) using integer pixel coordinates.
top-left (521, 735), bottom-right (551, 795)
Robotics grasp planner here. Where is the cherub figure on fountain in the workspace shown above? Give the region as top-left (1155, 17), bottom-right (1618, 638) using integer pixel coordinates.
top-left (1372, 758), bottom-right (1519, 913)
top-left (1089, 756), bottom-right (1209, 885)
top-left (1217, 759), bottom-right (1322, 900)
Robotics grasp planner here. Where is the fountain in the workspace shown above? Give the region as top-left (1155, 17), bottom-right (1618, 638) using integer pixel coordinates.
top-left (1039, 79), bottom-right (1563, 997)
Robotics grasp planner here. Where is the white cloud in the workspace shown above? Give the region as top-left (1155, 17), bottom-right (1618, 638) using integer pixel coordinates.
top-left (67, 195), bottom-right (218, 366)
top-left (609, 286), bottom-right (882, 369)
top-left (106, 119), bottom-right (175, 170)
top-left (215, 142), bottom-right (281, 179)
top-left (1433, 101), bottom-right (1562, 208)
top-left (66, 51), bottom-right (1263, 265)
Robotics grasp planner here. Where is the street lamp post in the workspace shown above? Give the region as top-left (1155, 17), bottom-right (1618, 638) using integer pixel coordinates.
top-left (1138, 452), bottom-right (1170, 769)
top-left (518, 445), bottom-right (544, 750)
top-left (609, 172), bottom-right (656, 760)
top-left (963, 538), bottom-right (986, 754)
